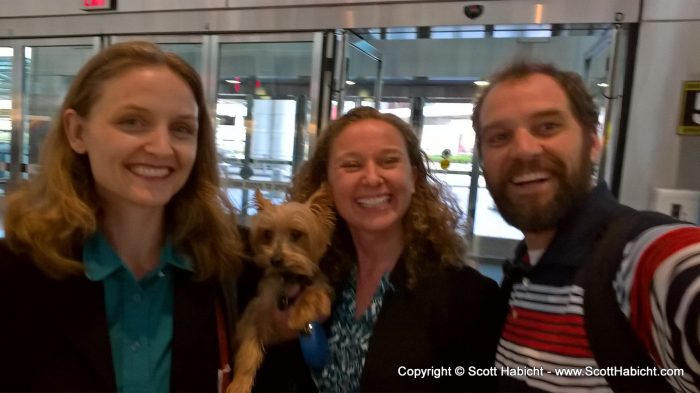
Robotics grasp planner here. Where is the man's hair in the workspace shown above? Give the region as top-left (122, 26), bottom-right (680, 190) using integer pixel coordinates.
top-left (5, 41), bottom-right (241, 280)
top-left (289, 106), bottom-right (467, 288)
top-left (472, 61), bottom-right (599, 152)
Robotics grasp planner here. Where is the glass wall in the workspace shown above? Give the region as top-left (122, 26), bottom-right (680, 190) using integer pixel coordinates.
top-left (0, 47), bottom-right (11, 191)
top-left (23, 45), bottom-right (95, 175)
top-left (216, 40), bottom-right (315, 219)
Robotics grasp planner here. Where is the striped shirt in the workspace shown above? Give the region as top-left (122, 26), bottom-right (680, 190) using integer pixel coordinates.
top-left (615, 224), bottom-right (700, 392)
top-left (498, 281), bottom-right (612, 392)
top-left (499, 223), bottom-right (700, 392)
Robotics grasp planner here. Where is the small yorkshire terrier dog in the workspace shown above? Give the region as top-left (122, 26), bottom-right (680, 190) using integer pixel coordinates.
top-left (227, 185), bottom-right (335, 393)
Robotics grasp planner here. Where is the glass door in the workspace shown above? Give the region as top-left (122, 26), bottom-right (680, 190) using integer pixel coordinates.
top-left (311, 30), bottom-right (383, 135)
top-left (0, 45), bottom-right (12, 237)
top-left (0, 46), bottom-right (12, 192)
top-left (0, 38), bottom-right (98, 183)
top-left (215, 33), bottom-right (319, 220)
top-left (110, 35), bottom-right (206, 74)
top-left (23, 43), bottom-right (99, 176)
top-left (341, 34), bottom-right (384, 113)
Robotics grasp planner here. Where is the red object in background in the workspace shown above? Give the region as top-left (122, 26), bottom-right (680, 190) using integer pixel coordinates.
top-left (81, 0), bottom-right (114, 11)
top-left (457, 134), bottom-right (467, 153)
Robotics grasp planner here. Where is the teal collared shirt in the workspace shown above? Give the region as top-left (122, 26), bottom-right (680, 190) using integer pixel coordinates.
top-left (83, 232), bottom-right (193, 393)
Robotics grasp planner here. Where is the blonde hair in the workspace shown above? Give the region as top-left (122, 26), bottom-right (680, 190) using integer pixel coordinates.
top-left (289, 106), bottom-right (466, 288)
top-left (5, 41), bottom-right (241, 280)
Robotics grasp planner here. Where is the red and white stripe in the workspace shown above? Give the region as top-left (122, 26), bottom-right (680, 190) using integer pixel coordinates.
top-left (497, 282), bottom-right (613, 392)
top-left (615, 224), bottom-right (700, 393)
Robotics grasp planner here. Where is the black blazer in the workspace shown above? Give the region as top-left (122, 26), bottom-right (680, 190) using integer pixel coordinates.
top-left (359, 261), bottom-right (500, 392)
top-left (0, 239), bottom-right (226, 392)
top-left (255, 260), bottom-right (501, 392)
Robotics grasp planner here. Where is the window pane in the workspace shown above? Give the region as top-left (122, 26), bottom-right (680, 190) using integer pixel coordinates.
top-left (0, 47), bottom-right (12, 189)
top-left (217, 41), bottom-right (313, 218)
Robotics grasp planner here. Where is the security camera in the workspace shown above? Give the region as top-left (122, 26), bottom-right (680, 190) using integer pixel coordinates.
top-left (464, 5), bottom-right (483, 19)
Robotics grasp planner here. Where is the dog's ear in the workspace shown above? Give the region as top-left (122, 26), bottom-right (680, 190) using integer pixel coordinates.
top-left (306, 183), bottom-right (336, 233)
top-left (254, 189), bottom-right (274, 211)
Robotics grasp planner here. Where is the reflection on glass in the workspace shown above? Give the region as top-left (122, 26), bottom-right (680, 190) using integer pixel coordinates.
top-left (379, 100), bottom-right (411, 123)
top-left (431, 26), bottom-right (486, 39)
top-left (493, 24), bottom-right (553, 38)
top-left (24, 46), bottom-right (94, 176)
top-left (334, 98), bottom-right (377, 117)
top-left (0, 45), bottom-right (93, 235)
top-left (416, 101), bottom-right (523, 241)
top-left (219, 98), bottom-right (302, 216)
top-left (385, 27), bottom-right (418, 40)
top-left (159, 43), bottom-right (202, 73)
top-left (216, 41), bottom-right (313, 218)
top-left (341, 43), bottom-right (380, 115)
top-left (217, 98), bottom-right (247, 161)
top-left (474, 187), bottom-right (523, 240)
top-left (422, 102), bottom-right (474, 159)
top-left (420, 101), bottom-right (474, 219)
top-left (0, 47), bottom-right (12, 187)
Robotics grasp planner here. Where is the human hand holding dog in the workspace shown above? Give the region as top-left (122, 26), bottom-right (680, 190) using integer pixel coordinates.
top-left (270, 282), bottom-right (331, 344)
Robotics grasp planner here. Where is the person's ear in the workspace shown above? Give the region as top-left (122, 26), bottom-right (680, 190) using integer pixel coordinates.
top-left (590, 129), bottom-right (603, 163)
top-left (63, 109), bottom-right (88, 154)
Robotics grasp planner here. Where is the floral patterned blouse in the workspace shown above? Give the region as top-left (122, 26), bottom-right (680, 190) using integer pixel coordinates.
top-left (311, 268), bottom-right (394, 393)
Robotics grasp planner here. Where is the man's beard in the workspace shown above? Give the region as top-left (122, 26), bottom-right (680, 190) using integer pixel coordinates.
top-left (485, 148), bottom-right (593, 233)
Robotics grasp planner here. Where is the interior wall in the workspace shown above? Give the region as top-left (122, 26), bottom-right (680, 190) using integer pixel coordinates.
top-left (619, 17), bottom-right (700, 209)
top-left (0, 0), bottom-right (444, 16)
top-left (0, 0), bottom-right (640, 38)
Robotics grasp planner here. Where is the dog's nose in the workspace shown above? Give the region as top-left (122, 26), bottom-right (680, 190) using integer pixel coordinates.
top-left (271, 256), bottom-right (283, 267)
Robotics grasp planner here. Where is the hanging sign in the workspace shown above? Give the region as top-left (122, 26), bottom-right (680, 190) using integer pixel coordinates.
top-left (678, 81), bottom-right (700, 136)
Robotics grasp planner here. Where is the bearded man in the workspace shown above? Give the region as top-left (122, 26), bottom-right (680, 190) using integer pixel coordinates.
top-left (473, 62), bottom-right (700, 393)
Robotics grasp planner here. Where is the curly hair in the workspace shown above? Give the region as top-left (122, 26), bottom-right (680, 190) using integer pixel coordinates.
top-left (289, 106), bottom-right (466, 288)
top-left (5, 41), bottom-right (241, 280)
top-left (472, 61), bottom-right (599, 154)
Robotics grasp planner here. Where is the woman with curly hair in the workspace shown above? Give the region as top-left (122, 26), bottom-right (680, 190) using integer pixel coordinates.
top-left (0, 41), bottom-right (241, 392)
top-left (287, 106), bottom-right (500, 392)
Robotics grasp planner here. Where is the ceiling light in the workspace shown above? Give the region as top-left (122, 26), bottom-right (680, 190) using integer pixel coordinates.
top-left (345, 80), bottom-right (356, 85)
top-left (225, 79), bottom-right (241, 84)
top-left (474, 80), bottom-right (490, 87)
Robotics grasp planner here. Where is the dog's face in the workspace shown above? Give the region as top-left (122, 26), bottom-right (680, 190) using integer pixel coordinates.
top-left (250, 185), bottom-right (335, 278)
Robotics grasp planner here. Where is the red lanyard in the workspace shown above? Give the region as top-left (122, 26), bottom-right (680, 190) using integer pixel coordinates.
top-left (216, 300), bottom-right (231, 392)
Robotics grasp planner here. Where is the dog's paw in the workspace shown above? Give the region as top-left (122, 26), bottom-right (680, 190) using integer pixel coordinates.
top-left (318, 291), bottom-right (331, 318)
top-left (287, 290), bottom-right (332, 329)
top-left (288, 306), bottom-right (311, 330)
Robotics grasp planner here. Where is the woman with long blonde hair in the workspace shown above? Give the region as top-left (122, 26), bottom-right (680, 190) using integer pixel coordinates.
top-left (0, 41), bottom-right (240, 392)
